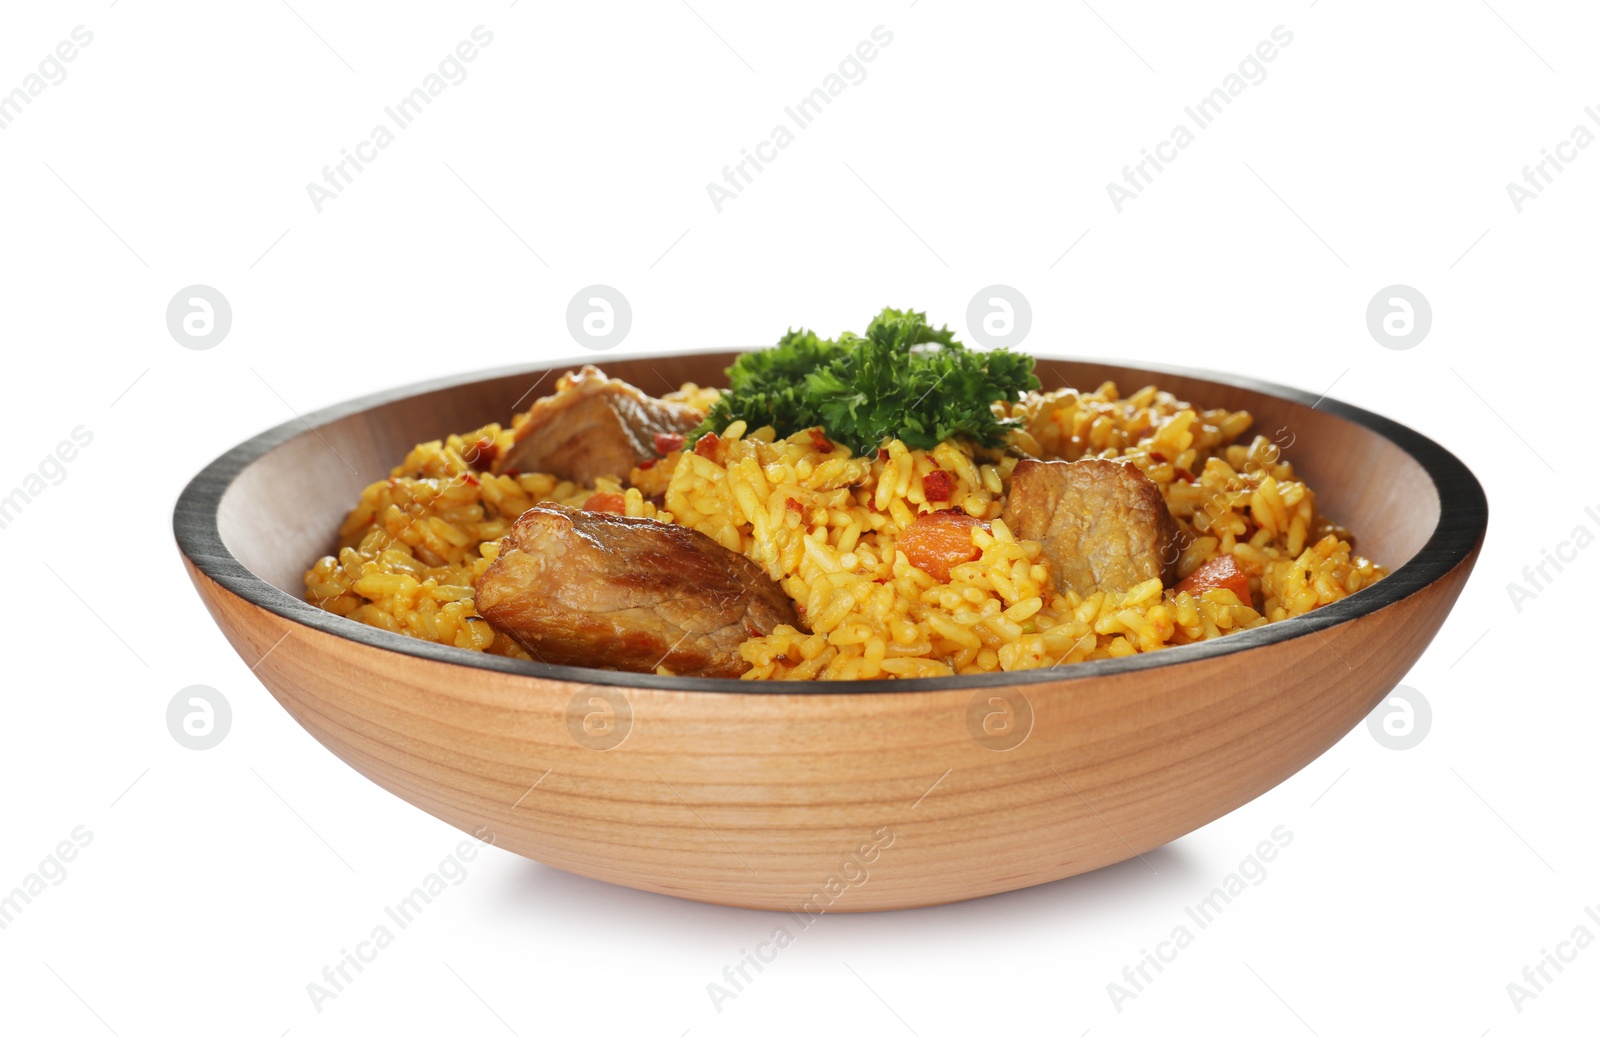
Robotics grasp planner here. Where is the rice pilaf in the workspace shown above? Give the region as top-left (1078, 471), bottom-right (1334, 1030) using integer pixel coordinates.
top-left (304, 377), bottom-right (1386, 680)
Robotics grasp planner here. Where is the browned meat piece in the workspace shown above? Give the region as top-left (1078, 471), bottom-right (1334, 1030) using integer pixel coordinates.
top-left (494, 366), bottom-right (703, 485)
top-left (1001, 458), bottom-right (1178, 597)
top-left (475, 504), bottom-right (801, 678)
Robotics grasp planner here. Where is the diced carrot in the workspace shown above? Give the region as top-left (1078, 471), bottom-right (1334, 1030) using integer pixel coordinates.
top-left (583, 492), bottom-right (627, 514)
top-left (785, 497), bottom-right (804, 514)
top-left (1176, 554), bottom-right (1252, 602)
top-left (654, 432), bottom-right (685, 454)
top-left (694, 432), bottom-right (721, 459)
top-left (899, 510), bottom-right (989, 582)
top-left (922, 469), bottom-right (954, 503)
top-left (808, 428), bottom-right (833, 452)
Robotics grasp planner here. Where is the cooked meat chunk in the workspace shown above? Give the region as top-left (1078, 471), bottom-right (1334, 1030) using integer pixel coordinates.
top-left (494, 366), bottom-right (703, 486)
top-left (1001, 458), bottom-right (1178, 597)
top-left (475, 504), bottom-right (800, 677)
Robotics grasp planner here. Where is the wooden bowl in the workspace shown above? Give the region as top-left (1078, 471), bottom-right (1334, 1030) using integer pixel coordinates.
top-left (175, 353), bottom-right (1486, 911)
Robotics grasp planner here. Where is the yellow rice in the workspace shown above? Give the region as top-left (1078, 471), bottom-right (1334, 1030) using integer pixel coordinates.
top-left (304, 380), bottom-right (1386, 680)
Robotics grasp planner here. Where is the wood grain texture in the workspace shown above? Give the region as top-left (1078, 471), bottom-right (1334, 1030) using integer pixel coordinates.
top-left (176, 354), bottom-right (1486, 910)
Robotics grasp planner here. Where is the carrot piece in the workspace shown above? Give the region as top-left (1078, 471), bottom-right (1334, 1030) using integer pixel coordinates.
top-left (583, 492), bottom-right (627, 514)
top-left (899, 510), bottom-right (989, 582)
top-left (654, 432), bottom-right (685, 454)
top-left (1176, 554), bottom-right (1252, 602)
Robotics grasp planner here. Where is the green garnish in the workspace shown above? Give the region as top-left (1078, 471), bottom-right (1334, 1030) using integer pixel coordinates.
top-left (692, 307), bottom-right (1040, 457)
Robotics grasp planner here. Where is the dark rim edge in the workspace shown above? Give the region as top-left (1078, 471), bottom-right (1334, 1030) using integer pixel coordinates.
top-left (173, 349), bottom-right (1488, 696)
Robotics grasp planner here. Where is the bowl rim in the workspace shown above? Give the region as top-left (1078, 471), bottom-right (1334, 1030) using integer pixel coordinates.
top-left (174, 348), bottom-right (1487, 695)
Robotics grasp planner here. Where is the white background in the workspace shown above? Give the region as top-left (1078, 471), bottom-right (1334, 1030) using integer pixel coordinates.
top-left (0, 1), bottom-right (1593, 1034)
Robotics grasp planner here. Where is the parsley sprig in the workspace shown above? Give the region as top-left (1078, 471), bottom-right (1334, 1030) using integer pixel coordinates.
top-left (693, 308), bottom-right (1040, 457)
